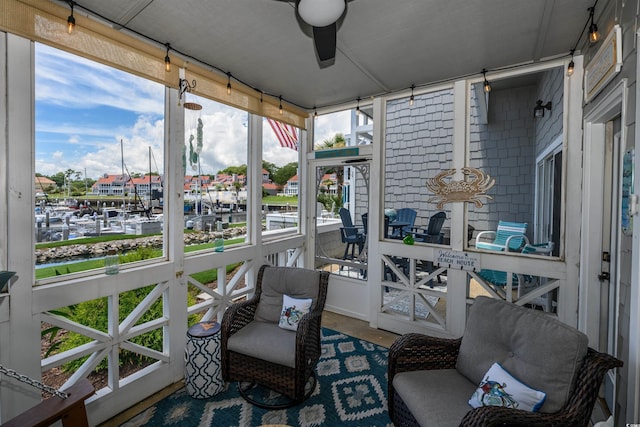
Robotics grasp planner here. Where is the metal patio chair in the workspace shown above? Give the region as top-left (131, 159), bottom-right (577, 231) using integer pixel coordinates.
top-left (474, 220), bottom-right (529, 252)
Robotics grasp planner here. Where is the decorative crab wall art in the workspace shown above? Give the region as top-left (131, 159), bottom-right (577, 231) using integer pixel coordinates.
top-left (426, 167), bottom-right (496, 209)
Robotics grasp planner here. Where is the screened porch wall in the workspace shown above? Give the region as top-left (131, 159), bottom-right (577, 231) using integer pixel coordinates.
top-left (468, 84), bottom-right (536, 235)
top-left (467, 67), bottom-right (564, 238)
top-left (384, 89), bottom-right (455, 231)
top-left (533, 67), bottom-right (564, 155)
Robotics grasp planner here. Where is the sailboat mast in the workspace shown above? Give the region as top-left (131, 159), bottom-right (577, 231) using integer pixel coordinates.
top-left (121, 139), bottom-right (125, 211)
top-left (149, 146), bottom-right (152, 213)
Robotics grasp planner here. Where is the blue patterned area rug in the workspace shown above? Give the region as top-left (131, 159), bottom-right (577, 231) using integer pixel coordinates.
top-left (120, 328), bottom-right (392, 427)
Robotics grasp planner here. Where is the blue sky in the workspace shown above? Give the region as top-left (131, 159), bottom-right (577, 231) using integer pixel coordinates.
top-left (34, 43), bottom-right (350, 180)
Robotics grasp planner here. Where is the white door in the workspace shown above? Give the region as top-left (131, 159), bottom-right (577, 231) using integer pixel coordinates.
top-left (535, 137), bottom-right (562, 255)
top-left (599, 122), bottom-right (622, 416)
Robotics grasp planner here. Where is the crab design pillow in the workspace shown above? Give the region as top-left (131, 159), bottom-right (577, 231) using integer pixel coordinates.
top-left (278, 294), bottom-right (312, 331)
top-left (469, 362), bottom-right (546, 412)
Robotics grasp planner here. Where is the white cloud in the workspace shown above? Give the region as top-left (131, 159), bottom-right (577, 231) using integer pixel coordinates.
top-left (34, 44), bottom-right (354, 182)
top-left (314, 110), bottom-right (351, 144)
top-left (35, 43), bottom-right (164, 115)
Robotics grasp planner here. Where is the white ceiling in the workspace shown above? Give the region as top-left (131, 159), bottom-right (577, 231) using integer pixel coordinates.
top-left (62, 0), bottom-right (596, 110)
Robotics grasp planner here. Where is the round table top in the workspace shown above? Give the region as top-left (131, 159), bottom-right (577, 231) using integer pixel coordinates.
top-left (187, 321), bottom-right (220, 338)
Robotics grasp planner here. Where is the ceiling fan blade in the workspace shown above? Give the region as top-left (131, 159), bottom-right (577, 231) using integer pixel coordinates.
top-left (312, 23), bottom-right (337, 67)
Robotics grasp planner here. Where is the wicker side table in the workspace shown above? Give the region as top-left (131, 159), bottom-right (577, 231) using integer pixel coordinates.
top-left (185, 321), bottom-right (224, 398)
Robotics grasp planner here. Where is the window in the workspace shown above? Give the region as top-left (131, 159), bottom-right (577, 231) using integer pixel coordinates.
top-left (262, 118), bottom-right (300, 235)
top-left (535, 139), bottom-right (562, 255)
top-left (384, 88), bottom-right (454, 245)
top-left (181, 94), bottom-right (249, 251)
top-left (313, 108), bottom-right (371, 278)
top-left (467, 67), bottom-right (564, 256)
top-left (35, 44), bottom-right (165, 281)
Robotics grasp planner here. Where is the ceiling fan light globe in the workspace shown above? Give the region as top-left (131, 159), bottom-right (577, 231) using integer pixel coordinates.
top-left (298, 0), bottom-right (345, 27)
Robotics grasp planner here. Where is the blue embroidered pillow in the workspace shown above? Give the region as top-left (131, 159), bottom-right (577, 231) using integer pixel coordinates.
top-left (469, 362), bottom-right (546, 412)
top-left (278, 294), bottom-right (312, 331)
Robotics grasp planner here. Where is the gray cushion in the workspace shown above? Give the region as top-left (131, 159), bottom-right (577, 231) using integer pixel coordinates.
top-left (456, 296), bottom-right (588, 413)
top-left (226, 320), bottom-right (297, 368)
top-left (393, 369), bottom-right (477, 427)
top-left (254, 266), bottom-right (322, 323)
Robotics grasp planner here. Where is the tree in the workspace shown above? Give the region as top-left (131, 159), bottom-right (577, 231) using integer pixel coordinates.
top-left (220, 165), bottom-right (247, 177)
top-left (63, 169), bottom-right (78, 198)
top-left (50, 171), bottom-right (66, 188)
top-left (262, 160), bottom-right (278, 181)
top-left (315, 133), bottom-right (346, 151)
top-left (273, 162), bottom-right (298, 186)
top-left (315, 134), bottom-right (346, 202)
top-left (321, 179), bottom-right (333, 194)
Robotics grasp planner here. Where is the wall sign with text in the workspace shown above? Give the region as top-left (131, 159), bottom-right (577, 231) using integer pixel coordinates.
top-left (585, 24), bottom-right (622, 103)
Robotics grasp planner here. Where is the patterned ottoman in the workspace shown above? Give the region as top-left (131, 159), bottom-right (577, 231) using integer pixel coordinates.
top-left (185, 321), bottom-right (224, 398)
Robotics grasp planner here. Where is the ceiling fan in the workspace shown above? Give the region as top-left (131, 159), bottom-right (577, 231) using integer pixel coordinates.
top-left (277, 0), bottom-right (349, 68)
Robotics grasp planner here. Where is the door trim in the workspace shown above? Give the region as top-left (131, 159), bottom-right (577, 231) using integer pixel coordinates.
top-left (580, 79), bottom-right (627, 344)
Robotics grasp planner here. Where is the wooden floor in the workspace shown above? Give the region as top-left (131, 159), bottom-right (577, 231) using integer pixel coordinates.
top-left (321, 310), bottom-right (400, 348)
top-left (99, 311), bottom-right (399, 426)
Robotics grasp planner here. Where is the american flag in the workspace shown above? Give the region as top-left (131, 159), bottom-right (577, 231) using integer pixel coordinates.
top-left (267, 118), bottom-right (298, 151)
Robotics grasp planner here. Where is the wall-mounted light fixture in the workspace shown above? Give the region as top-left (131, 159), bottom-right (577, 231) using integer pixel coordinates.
top-left (533, 100), bottom-right (552, 118)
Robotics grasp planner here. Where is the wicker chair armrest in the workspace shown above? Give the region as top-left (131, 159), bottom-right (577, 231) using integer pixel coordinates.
top-left (459, 406), bottom-right (563, 427)
top-left (389, 333), bottom-right (462, 376)
top-left (295, 310), bottom-right (322, 346)
top-left (293, 309), bottom-right (323, 367)
top-left (220, 297), bottom-right (259, 338)
top-left (560, 348), bottom-right (623, 424)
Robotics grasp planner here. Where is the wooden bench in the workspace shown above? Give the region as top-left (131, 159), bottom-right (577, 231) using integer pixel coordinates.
top-left (1, 378), bottom-right (94, 427)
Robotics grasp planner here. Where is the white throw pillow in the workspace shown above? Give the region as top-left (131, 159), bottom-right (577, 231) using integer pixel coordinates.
top-left (469, 362), bottom-right (546, 412)
top-left (278, 294), bottom-right (313, 331)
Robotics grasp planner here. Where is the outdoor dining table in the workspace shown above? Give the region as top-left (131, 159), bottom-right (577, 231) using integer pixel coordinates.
top-left (388, 221), bottom-right (410, 238)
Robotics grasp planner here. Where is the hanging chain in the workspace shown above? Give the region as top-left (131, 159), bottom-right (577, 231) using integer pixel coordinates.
top-left (0, 365), bottom-right (68, 399)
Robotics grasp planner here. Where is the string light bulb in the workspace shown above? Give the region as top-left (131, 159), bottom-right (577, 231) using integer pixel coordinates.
top-left (279, 96), bottom-right (283, 114)
top-left (482, 69), bottom-right (491, 93)
top-left (409, 85), bottom-right (415, 106)
top-left (226, 73), bottom-right (232, 95)
top-left (356, 97), bottom-right (360, 113)
top-left (567, 49), bottom-right (575, 76)
top-left (314, 107), bottom-right (318, 118)
top-left (164, 43), bottom-right (171, 72)
top-left (588, 7), bottom-right (600, 43)
top-left (67, 1), bottom-right (76, 34)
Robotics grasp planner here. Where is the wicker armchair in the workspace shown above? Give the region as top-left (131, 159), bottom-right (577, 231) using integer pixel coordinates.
top-left (389, 326), bottom-right (623, 426)
top-left (221, 265), bottom-right (329, 408)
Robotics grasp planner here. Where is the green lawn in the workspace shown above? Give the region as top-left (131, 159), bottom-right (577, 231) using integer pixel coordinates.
top-left (36, 237), bottom-right (246, 280)
top-left (261, 195), bottom-right (298, 205)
